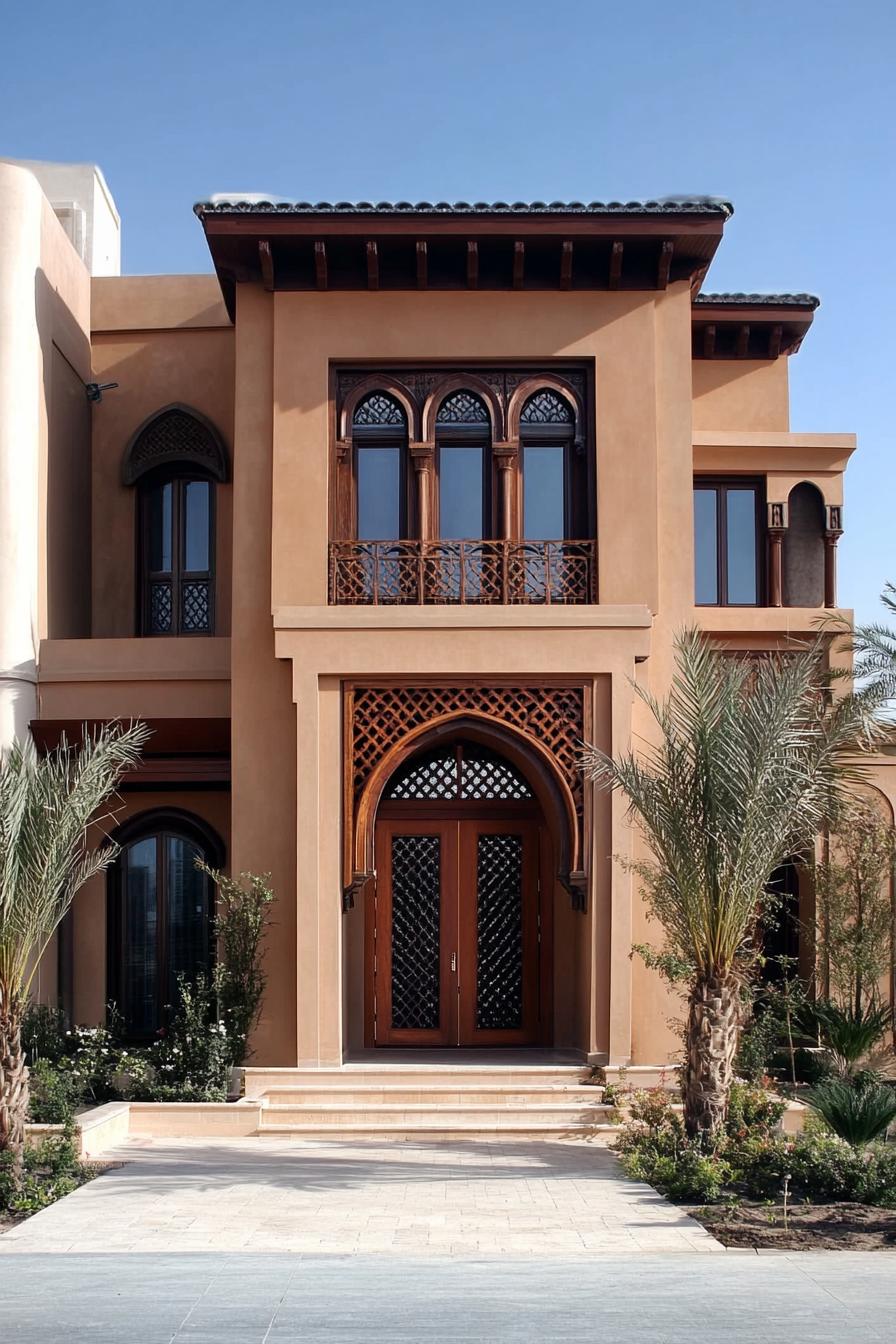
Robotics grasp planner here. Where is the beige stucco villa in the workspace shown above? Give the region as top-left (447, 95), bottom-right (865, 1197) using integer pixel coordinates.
top-left (2, 160), bottom-right (893, 1086)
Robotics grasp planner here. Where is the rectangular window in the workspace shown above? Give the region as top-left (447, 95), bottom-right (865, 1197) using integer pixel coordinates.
top-left (439, 445), bottom-right (484, 538)
top-left (357, 446), bottom-right (402, 539)
top-left (694, 480), bottom-right (762, 606)
top-left (523, 444), bottom-right (566, 539)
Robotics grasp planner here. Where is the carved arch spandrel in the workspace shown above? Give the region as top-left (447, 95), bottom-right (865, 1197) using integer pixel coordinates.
top-left (343, 683), bottom-right (590, 912)
top-left (338, 375), bottom-right (419, 446)
top-left (121, 404), bottom-right (230, 485)
top-left (506, 375), bottom-right (584, 445)
top-left (421, 374), bottom-right (505, 445)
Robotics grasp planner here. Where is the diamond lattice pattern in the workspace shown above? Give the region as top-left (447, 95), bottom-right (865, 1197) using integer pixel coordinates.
top-left (476, 833), bottom-right (524, 1030)
top-left (353, 685), bottom-right (584, 815)
top-left (390, 834), bottom-right (441, 1030)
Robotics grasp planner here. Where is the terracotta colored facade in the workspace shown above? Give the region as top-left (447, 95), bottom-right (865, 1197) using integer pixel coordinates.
top-left (5, 166), bottom-right (893, 1066)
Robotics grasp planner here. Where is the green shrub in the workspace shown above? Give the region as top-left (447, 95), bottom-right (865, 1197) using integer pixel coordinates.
top-left (21, 1004), bottom-right (69, 1065)
top-left (733, 1131), bottom-right (896, 1205)
top-left (0, 1126), bottom-right (94, 1216)
top-left (145, 973), bottom-right (229, 1102)
top-left (803, 999), bottom-right (894, 1078)
top-left (726, 1081), bottom-right (786, 1139)
top-left (26, 1058), bottom-right (81, 1124)
top-left (806, 1078), bottom-right (896, 1147)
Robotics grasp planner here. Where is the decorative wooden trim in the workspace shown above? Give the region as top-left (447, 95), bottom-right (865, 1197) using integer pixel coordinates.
top-left (505, 374), bottom-right (583, 443)
top-left (736, 324), bottom-right (750, 358)
top-left (466, 240), bottom-right (478, 289)
top-left (366, 240), bottom-right (379, 290)
top-left (343, 683), bottom-right (588, 911)
top-left (824, 506), bottom-right (843, 608)
top-left (416, 240), bottom-right (428, 289)
top-left (421, 373), bottom-right (505, 444)
top-left (122, 404), bottom-right (230, 486)
top-left (337, 374), bottom-right (419, 443)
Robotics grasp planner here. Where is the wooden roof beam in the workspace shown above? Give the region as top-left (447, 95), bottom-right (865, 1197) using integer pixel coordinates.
top-left (703, 323), bottom-right (716, 358)
top-left (560, 240), bottom-right (573, 290)
top-left (258, 240), bottom-right (274, 291)
top-left (416, 240), bottom-right (428, 289)
top-left (513, 240), bottom-right (525, 289)
top-left (314, 240), bottom-right (327, 290)
top-left (609, 240), bottom-right (623, 289)
top-left (768, 324), bottom-right (783, 358)
top-left (366, 240), bottom-right (379, 290)
top-left (467, 240), bottom-right (478, 289)
top-left (657, 240), bottom-right (674, 290)
top-left (736, 323), bottom-right (750, 357)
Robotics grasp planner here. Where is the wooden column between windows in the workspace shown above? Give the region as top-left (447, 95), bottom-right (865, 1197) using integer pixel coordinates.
top-left (824, 505), bottom-right (843, 608)
top-left (493, 443), bottom-right (517, 540)
top-left (766, 502), bottom-right (786, 607)
top-left (410, 444), bottom-right (435, 540)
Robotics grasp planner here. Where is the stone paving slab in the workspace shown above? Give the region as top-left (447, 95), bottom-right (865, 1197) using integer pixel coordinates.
top-left (0, 1136), bottom-right (722, 1257)
top-left (1, 1251), bottom-right (896, 1343)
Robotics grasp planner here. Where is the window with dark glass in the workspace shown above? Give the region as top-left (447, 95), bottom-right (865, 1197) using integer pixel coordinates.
top-left (110, 817), bottom-right (219, 1038)
top-left (140, 473), bottom-right (214, 634)
top-left (353, 392), bottom-right (408, 539)
top-left (436, 392), bottom-right (491, 538)
top-left (520, 390), bottom-right (578, 538)
top-left (694, 479), bottom-right (763, 606)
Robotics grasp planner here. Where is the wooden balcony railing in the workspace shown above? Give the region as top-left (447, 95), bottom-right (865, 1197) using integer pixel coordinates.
top-left (328, 539), bottom-right (597, 605)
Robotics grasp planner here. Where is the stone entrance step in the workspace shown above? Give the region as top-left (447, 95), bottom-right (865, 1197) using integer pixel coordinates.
top-left (246, 1064), bottom-right (616, 1138)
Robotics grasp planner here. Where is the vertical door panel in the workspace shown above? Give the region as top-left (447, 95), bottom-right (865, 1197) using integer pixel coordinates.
top-left (373, 820), bottom-right (458, 1045)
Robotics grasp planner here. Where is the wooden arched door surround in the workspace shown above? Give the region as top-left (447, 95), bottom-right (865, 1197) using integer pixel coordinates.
top-left (366, 738), bottom-right (554, 1048)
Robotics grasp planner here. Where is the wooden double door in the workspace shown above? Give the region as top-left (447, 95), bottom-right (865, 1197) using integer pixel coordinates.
top-left (370, 812), bottom-right (552, 1047)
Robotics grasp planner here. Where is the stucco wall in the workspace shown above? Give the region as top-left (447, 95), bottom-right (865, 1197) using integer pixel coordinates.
top-left (692, 359), bottom-right (790, 431)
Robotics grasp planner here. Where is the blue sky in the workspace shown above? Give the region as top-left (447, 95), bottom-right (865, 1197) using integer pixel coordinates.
top-left (6, 0), bottom-right (893, 624)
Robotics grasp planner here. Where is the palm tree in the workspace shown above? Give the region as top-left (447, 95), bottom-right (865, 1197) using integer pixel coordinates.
top-left (0, 722), bottom-right (149, 1172)
top-left (582, 630), bottom-right (881, 1142)
top-left (827, 582), bottom-right (896, 703)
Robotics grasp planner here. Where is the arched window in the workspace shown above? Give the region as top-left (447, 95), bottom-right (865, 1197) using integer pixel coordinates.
top-left (352, 392), bottom-right (409, 539)
top-left (108, 811), bottom-right (223, 1038)
top-left (435, 391), bottom-right (492, 539)
top-left (519, 389), bottom-right (579, 538)
top-left (123, 407), bottom-right (228, 636)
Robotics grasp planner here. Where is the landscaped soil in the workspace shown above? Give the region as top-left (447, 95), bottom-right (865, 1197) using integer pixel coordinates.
top-left (688, 1201), bottom-right (896, 1250)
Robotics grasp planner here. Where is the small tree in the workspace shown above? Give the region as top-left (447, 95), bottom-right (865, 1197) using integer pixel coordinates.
top-left (0, 723), bottom-right (149, 1172)
top-left (815, 799), bottom-right (896, 1016)
top-left (582, 630), bottom-right (881, 1142)
top-left (197, 864), bottom-right (274, 1069)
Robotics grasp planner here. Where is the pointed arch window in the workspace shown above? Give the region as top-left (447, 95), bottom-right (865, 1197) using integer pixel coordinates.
top-left (353, 392), bottom-right (409, 539)
top-left (435, 391), bottom-right (492, 539)
top-left (108, 811), bottom-right (223, 1039)
top-left (123, 407), bottom-right (227, 636)
top-left (519, 388), bottom-right (581, 538)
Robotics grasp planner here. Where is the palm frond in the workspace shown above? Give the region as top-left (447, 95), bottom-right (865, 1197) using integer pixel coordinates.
top-left (581, 629), bottom-right (886, 978)
top-left (0, 721), bottom-right (150, 1001)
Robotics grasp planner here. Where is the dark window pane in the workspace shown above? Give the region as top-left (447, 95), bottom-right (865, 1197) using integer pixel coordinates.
top-left (726, 489), bottom-right (758, 604)
top-left (148, 482), bottom-right (172, 573)
top-left (694, 488), bottom-right (718, 604)
top-left (124, 837), bottom-right (158, 1036)
top-left (523, 445), bottom-right (565, 538)
top-left (357, 447), bottom-right (401, 539)
top-left (184, 481), bottom-right (210, 572)
top-left (439, 446), bottom-right (483, 538)
top-left (166, 836), bottom-right (209, 1001)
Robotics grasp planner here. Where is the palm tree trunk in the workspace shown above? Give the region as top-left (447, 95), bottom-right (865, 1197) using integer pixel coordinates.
top-left (683, 969), bottom-right (742, 1140)
top-left (0, 990), bottom-right (28, 1180)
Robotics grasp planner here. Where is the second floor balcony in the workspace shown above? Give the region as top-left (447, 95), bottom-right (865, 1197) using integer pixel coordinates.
top-left (329, 538), bottom-right (597, 605)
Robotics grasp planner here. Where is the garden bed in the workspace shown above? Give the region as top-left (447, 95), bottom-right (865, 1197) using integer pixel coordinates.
top-left (688, 1200), bottom-right (896, 1251)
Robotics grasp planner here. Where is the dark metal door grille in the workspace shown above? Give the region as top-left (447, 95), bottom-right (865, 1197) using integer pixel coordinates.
top-left (475, 833), bottom-right (524, 1030)
top-left (390, 834), bottom-right (441, 1030)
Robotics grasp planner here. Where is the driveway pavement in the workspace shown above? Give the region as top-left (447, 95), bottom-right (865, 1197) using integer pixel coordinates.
top-left (0, 1136), bottom-right (718, 1256)
top-left (2, 1250), bottom-right (896, 1342)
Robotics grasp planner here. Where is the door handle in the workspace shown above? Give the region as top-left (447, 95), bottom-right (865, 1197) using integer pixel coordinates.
top-left (450, 952), bottom-right (457, 973)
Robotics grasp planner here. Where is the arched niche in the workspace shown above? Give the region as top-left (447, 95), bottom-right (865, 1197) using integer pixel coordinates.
top-left (783, 482), bottom-right (825, 607)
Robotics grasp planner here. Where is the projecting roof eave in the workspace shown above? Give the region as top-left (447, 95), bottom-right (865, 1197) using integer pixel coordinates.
top-left (691, 292), bottom-right (819, 359)
top-left (193, 197), bottom-right (734, 317)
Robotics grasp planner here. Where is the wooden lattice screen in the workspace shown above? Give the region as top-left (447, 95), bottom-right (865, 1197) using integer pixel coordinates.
top-left (345, 682), bottom-right (588, 908)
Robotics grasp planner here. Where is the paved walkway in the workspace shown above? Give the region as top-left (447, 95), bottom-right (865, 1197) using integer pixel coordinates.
top-left (0, 1136), bottom-right (721, 1256)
